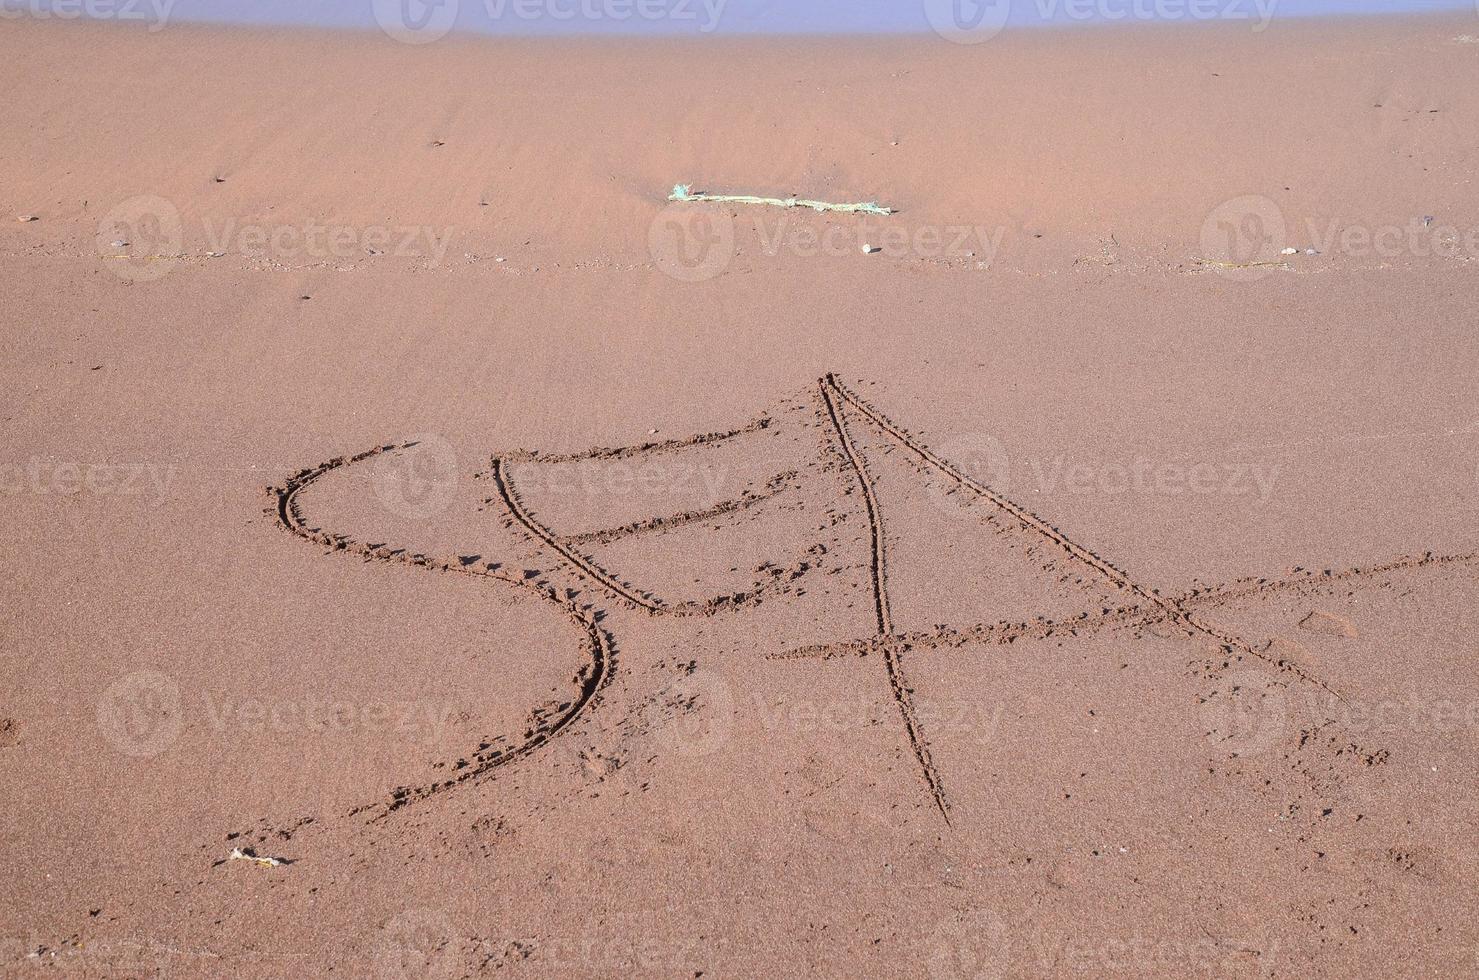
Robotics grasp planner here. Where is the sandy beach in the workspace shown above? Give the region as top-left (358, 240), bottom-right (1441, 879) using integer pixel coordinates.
top-left (3, 11), bottom-right (1478, 977)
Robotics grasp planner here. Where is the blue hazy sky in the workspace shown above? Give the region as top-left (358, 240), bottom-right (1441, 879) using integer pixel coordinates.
top-left (21, 0), bottom-right (1477, 35)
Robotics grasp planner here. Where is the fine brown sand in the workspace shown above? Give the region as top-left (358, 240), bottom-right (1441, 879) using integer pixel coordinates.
top-left (3, 13), bottom-right (1479, 978)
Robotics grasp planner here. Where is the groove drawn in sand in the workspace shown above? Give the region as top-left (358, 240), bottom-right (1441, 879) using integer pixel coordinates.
top-left (819, 375), bottom-right (951, 821)
top-left (498, 415), bottom-right (772, 465)
top-left (269, 445), bottom-right (614, 820)
top-left (492, 427), bottom-right (821, 616)
top-left (822, 374), bottom-right (1351, 705)
top-left (270, 377), bottom-right (1479, 827)
top-left (560, 470), bottom-right (797, 546)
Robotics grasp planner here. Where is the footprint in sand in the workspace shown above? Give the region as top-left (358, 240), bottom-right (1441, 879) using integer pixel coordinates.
top-left (1298, 610), bottom-right (1359, 638)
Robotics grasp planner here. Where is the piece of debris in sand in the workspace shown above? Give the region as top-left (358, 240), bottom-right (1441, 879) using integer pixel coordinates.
top-left (1195, 258), bottom-right (1287, 272)
top-left (18, 215), bottom-right (38, 222)
top-left (1298, 610), bottom-right (1358, 638)
top-left (668, 184), bottom-right (894, 216)
top-left (227, 847), bottom-right (288, 868)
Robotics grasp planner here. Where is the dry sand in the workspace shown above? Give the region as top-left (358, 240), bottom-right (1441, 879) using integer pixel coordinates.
top-left (2, 12), bottom-right (1478, 978)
